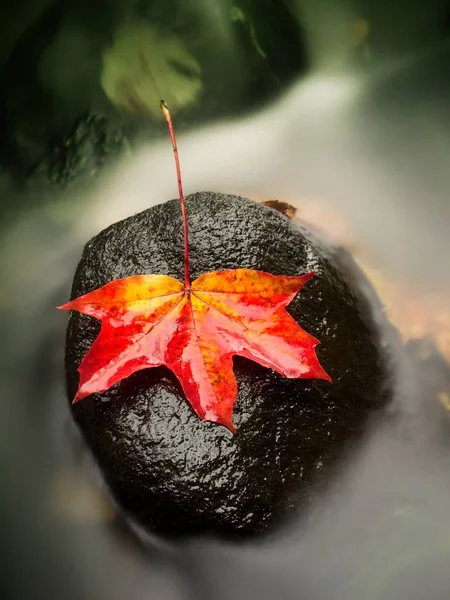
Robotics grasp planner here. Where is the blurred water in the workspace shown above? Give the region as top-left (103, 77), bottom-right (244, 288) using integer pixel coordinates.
top-left (1, 2), bottom-right (450, 599)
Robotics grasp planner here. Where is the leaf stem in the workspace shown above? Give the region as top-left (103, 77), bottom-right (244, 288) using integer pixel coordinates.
top-left (160, 100), bottom-right (191, 288)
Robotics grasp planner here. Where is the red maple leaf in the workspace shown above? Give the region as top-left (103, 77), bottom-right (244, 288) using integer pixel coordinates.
top-left (59, 101), bottom-right (331, 432)
top-left (59, 269), bottom-right (330, 432)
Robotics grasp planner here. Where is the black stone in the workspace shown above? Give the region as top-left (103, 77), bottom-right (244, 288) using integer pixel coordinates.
top-left (65, 192), bottom-right (398, 540)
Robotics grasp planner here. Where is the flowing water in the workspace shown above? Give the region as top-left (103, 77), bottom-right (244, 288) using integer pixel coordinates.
top-left (1, 2), bottom-right (450, 599)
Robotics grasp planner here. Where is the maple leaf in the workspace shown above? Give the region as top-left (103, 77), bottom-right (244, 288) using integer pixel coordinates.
top-left (59, 100), bottom-right (331, 432)
top-left (59, 269), bottom-right (331, 432)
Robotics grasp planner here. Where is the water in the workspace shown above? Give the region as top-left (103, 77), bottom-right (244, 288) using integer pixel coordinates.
top-left (1, 3), bottom-right (450, 599)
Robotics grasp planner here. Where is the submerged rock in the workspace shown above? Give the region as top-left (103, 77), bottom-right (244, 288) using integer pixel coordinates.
top-left (30, 113), bottom-right (128, 190)
top-left (0, 0), bottom-right (307, 175)
top-left (65, 192), bottom-right (398, 539)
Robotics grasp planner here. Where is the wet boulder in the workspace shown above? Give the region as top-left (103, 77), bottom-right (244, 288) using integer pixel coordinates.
top-left (30, 113), bottom-right (128, 191)
top-left (65, 192), bottom-right (398, 539)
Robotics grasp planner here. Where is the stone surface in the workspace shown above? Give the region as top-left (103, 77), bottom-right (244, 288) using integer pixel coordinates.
top-left (30, 113), bottom-right (128, 190)
top-left (65, 192), bottom-right (398, 539)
